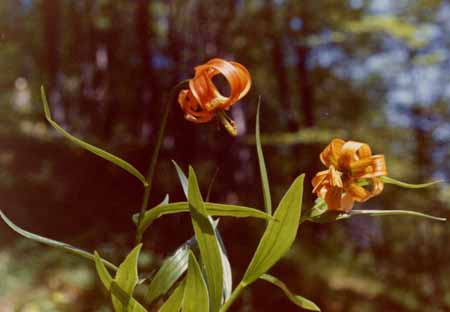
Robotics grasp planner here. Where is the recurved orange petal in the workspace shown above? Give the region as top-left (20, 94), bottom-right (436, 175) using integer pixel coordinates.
top-left (350, 154), bottom-right (387, 178)
top-left (178, 89), bottom-right (214, 123)
top-left (338, 141), bottom-right (372, 170)
top-left (341, 193), bottom-right (355, 212)
top-left (346, 182), bottom-right (372, 202)
top-left (178, 58), bottom-right (251, 135)
top-left (320, 138), bottom-right (345, 168)
top-left (312, 169), bottom-right (330, 193)
top-left (324, 186), bottom-right (343, 211)
top-left (190, 58), bottom-right (251, 112)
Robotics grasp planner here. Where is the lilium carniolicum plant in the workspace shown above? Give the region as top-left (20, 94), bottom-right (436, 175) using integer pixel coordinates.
top-left (0, 58), bottom-right (446, 312)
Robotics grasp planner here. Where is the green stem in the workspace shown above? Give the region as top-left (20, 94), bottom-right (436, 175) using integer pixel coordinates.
top-left (206, 167), bottom-right (220, 202)
top-left (220, 282), bottom-right (246, 312)
top-left (136, 80), bottom-right (190, 244)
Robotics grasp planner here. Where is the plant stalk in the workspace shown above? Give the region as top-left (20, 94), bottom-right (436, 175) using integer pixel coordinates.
top-left (136, 80), bottom-right (190, 243)
top-left (220, 282), bottom-right (246, 312)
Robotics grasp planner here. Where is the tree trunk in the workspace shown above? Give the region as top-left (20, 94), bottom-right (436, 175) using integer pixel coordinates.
top-left (265, 0), bottom-right (299, 130)
top-left (102, 2), bottom-right (120, 140)
top-left (411, 106), bottom-right (433, 181)
top-left (296, 44), bottom-right (314, 128)
top-left (135, 0), bottom-right (159, 140)
top-left (78, 0), bottom-right (97, 133)
top-left (42, 0), bottom-right (64, 123)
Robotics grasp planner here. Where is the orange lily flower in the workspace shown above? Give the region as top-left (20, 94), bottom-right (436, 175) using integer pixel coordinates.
top-left (178, 58), bottom-right (251, 136)
top-left (312, 138), bottom-right (387, 212)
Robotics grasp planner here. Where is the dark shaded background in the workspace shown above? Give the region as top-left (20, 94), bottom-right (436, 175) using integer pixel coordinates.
top-left (1, 0), bottom-right (449, 311)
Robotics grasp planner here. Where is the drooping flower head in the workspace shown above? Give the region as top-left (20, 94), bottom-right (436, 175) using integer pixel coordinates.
top-left (312, 138), bottom-right (387, 212)
top-left (178, 58), bottom-right (251, 136)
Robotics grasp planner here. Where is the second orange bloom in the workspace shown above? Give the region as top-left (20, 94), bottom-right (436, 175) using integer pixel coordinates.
top-left (312, 139), bottom-right (388, 212)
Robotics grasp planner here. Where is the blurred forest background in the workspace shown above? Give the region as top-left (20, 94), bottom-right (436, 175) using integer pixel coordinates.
top-left (1, 0), bottom-right (450, 311)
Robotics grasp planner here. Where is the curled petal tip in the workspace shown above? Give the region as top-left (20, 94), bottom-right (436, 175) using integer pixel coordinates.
top-left (177, 58), bottom-right (251, 134)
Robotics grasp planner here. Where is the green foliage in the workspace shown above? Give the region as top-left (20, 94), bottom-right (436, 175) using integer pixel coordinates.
top-left (187, 167), bottom-right (223, 312)
top-left (172, 160), bottom-right (189, 198)
top-left (303, 198), bottom-right (446, 223)
top-left (40, 87), bottom-right (148, 187)
top-left (158, 280), bottom-right (185, 312)
top-left (168, 161), bottom-right (233, 304)
top-left (145, 238), bottom-right (192, 305)
top-left (0, 208), bottom-right (118, 271)
top-left (94, 252), bottom-right (147, 312)
top-left (134, 201), bottom-right (274, 238)
top-left (260, 274), bottom-right (320, 311)
top-left (381, 176), bottom-right (443, 189)
top-left (242, 174), bottom-right (304, 285)
top-left (112, 244), bottom-right (142, 311)
top-left (256, 100), bottom-right (272, 215)
top-left (183, 251), bottom-right (210, 312)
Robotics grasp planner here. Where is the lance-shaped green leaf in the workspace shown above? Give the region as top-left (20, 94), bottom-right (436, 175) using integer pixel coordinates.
top-left (381, 176), bottom-right (443, 189)
top-left (242, 174), bottom-right (304, 285)
top-left (302, 198), bottom-right (446, 223)
top-left (41, 86), bottom-right (147, 186)
top-left (134, 202), bottom-right (273, 237)
top-left (172, 162), bottom-right (233, 302)
top-left (158, 194), bottom-right (170, 206)
top-left (260, 274), bottom-right (320, 311)
top-left (188, 167), bottom-right (223, 312)
top-left (144, 227), bottom-right (231, 305)
top-left (112, 244), bottom-right (142, 311)
top-left (216, 226), bottom-right (232, 303)
top-left (172, 160), bottom-right (189, 198)
top-left (145, 237), bottom-right (195, 304)
top-left (256, 100), bottom-right (272, 215)
top-left (183, 251), bottom-right (209, 312)
top-left (132, 194), bottom-right (169, 227)
top-left (300, 198), bottom-right (349, 224)
top-left (0, 208), bottom-right (118, 271)
top-left (158, 280), bottom-right (186, 312)
top-left (349, 209), bottom-right (446, 221)
top-left (94, 252), bottom-right (147, 312)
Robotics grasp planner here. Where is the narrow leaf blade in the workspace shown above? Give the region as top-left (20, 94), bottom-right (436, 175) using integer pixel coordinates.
top-left (134, 202), bottom-right (274, 238)
top-left (215, 225), bottom-right (233, 302)
top-left (303, 198), bottom-right (446, 223)
top-left (41, 86), bottom-right (147, 186)
top-left (188, 167), bottom-right (223, 312)
top-left (0, 208), bottom-right (117, 271)
top-left (172, 160), bottom-right (189, 198)
top-left (381, 176), bottom-right (443, 189)
top-left (94, 252), bottom-right (148, 312)
top-left (242, 174), bottom-right (304, 285)
top-left (94, 251), bottom-right (114, 289)
top-left (112, 244), bottom-right (142, 311)
top-left (350, 209), bottom-right (446, 221)
top-left (256, 100), bottom-right (272, 215)
top-left (158, 280), bottom-right (186, 312)
top-left (146, 238), bottom-right (194, 304)
top-left (183, 251), bottom-right (209, 312)
top-left (260, 274), bottom-right (321, 311)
